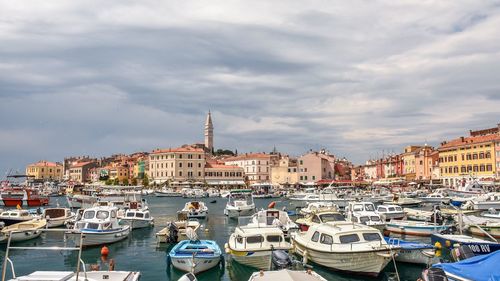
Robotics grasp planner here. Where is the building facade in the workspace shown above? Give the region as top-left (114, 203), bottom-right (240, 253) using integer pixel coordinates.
top-left (26, 161), bottom-right (63, 181)
top-left (204, 161), bottom-right (245, 187)
top-left (297, 150), bottom-right (335, 183)
top-left (270, 156), bottom-right (298, 185)
top-left (149, 145), bottom-right (206, 184)
top-left (414, 146), bottom-right (438, 181)
top-left (439, 125), bottom-right (499, 187)
top-left (223, 153), bottom-right (276, 184)
top-left (69, 161), bottom-right (98, 183)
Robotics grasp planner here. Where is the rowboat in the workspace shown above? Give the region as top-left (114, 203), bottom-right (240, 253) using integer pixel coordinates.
top-left (385, 220), bottom-right (451, 236)
top-left (0, 218), bottom-right (47, 243)
top-left (168, 239), bottom-right (222, 273)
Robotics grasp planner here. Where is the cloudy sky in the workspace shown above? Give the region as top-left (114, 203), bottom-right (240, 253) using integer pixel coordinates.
top-left (1, 0), bottom-right (500, 174)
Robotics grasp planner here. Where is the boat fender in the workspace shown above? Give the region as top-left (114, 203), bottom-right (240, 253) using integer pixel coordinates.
top-left (434, 242), bottom-right (442, 249)
top-left (101, 246), bottom-right (109, 256)
top-left (224, 243), bottom-right (230, 254)
top-left (445, 240), bottom-right (451, 248)
top-left (303, 250), bottom-right (308, 264)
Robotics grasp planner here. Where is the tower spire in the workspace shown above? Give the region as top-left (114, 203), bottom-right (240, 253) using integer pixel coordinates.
top-left (204, 111), bottom-right (214, 153)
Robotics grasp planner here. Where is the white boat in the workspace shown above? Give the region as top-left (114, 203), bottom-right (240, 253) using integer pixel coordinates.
top-left (66, 205), bottom-right (130, 247)
top-left (43, 208), bottom-right (75, 228)
top-left (0, 218), bottom-right (47, 243)
top-left (155, 188), bottom-right (182, 197)
top-left (291, 222), bottom-right (398, 276)
top-left (4, 228), bottom-right (141, 281)
top-left (119, 208), bottom-right (154, 229)
top-left (384, 237), bottom-right (438, 265)
top-left (418, 193), bottom-right (451, 204)
top-left (249, 209), bottom-right (299, 238)
top-left (207, 188), bottom-right (220, 197)
top-left (156, 213), bottom-right (201, 243)
top-left (345, 202), bottom-right (385, 232)
top-left (0, 209), bottom-right (38, 226)
top-left (462, 192), bottom-right (500, 210)
top-left (181, 201), bottom-right (208, 219)
top-left (225, 224), bottom-right (292, 270)
top-left (295, 210), bottom-right (346, 232)
top-left (183, 188), bottom-right (207, 198)
top-left (248, 269), bottom-right (328, 281)
top-left (299, 202), bottom-right (339, 216)
top-left (385, 220), bottom-right (451, 236)
top-left (376, 205), bottom-right (405, 221)
top-left (404, 208), bottom-right (434, 221)
top-left (224, 189), bottom-right (255, 218)
top-left (289, 188), bottom-right (349, 208)
top-left (288, 188), bottom-right (317, 200)
top-left (383, 196), bottom-right (422, 207)
top-left (66, 194), bottom-right (98, 209)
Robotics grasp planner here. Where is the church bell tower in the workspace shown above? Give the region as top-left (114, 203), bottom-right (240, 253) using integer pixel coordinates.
top-left (204, 111), bottom-right (214, 153)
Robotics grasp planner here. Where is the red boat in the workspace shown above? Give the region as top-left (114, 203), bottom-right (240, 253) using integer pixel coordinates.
top-left (0, 188), bottom-right (49, 207)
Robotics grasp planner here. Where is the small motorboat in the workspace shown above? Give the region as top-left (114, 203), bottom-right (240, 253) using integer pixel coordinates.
top-left (299, 202), bottom-right (339, 216)
top-left (385, 220), bottom-right (451, 236)
top-left (168, 238), bottom-right (222, 274)
top-left (248, 269), bottom-right (327, 281)
top-left (376, 205), bottom-right (405, 221)
top-left (119, 207), bottom-right (154, 229)
top-left (178, 273), bottom-right (198, 281)
top-left (155, 188), bottom-right (182, 197)
top-left (42, 207), bottom-right (75, 228)
top-left (66, 205), bottom-right (130, 247)
top-left (181, 201), bottom-right (208, 219)
top-left (295, 210), bottom-right (345, 232)
top-left (0, 209), bottom-right (37, 226)
top-left (249, 208), bottom-right (299, 238)
top-left (0, 218), bottom-right (47, 243)
top-left (156, 213), bottom-right (201, 243)
top-left (345, 202), bottom-right (385, 232)
top-left (384, 237), bottom-right (438, 265)
top-left (431, 233), bottom-right (500, 255)
top-left (224, 189), bottom-right (255, 218)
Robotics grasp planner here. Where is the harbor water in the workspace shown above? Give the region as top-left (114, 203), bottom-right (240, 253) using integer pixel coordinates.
top-left (0, 196), bottom-right (426, 281)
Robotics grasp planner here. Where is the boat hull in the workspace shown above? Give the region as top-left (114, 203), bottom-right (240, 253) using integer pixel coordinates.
top-left (170, 256), bottom-right (220, 274)
top-left (186, 211), bottom-right (208, 219)
top-left (0, 218), bottom-right (33, 227)
top-left (385, 223), bottom-right (450, 237)
top-left (227, 249), bottom-right (272, 270)
top-left (431, 234), bottom-right (500, 255)
top-left (120, 218), bottom-right (154, 229)
top-left (47, 217), bottom-right (72, 228)
top-left (67, 226), bottom-right (130, 247)
top-left (0, 229), bottom-right (43, 243)
top-left (224, 206), bottom-right (255, 218)
top-left (292, 240), bottom-right (394, 276)
top-left (468, 225), bottom-right (500, 239)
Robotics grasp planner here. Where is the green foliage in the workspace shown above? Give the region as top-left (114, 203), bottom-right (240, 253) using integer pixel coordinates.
top-left (131, 178), bottom-right (138, 186)
top-left (142, 174), bottom-right (149, 187)
top-left (105, 179), bottom-right (112, 185)
top-left (113, 177), bottom-right (119, 185)
top-left (214, 149), bottom-right (235, 156)
top-left (123, 178), bottom-right (129, 186)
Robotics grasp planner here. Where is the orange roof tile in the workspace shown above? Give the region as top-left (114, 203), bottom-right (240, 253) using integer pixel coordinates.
top-left (439, 134), bottom-right (500, 150)
top-left (28, 161), bottom-right (61, 167)
top-left (71, 161), bottom-right (94, 168)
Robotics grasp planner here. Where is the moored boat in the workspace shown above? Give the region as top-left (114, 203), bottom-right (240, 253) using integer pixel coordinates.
top-left (248, 269), bottom-right (328, 281)
top-left (225, 224), bottom-right (291, 270)
top-left (345, 201), bottom-right (385, 232)
top-left (156, 213), bottom-right (201, 243)
top-left (0, 188), bottom-right (49, 207)
top-left (249, 208), bottom-right (298, 238)
top-left (385, 220), bottom-right (451, 236)
top-left (0, 218), bottom-right (47, 243)
top-left (181, 201), bottom-right (208, 219)
top-left (384, 237), bottom-right (439, 265)
top-left (291, 221), bottom-right (398, 276)
top-left (376, 204), bottom-right (405, 221)
top-left (432, 249), bottom-right (500, 281)
top-left (431, 233), bottom-right (500, 255)
top-left (224, 189), bottom-right (255, 218)
top-left (0, 209), bottom-right (37, 226)
top-left (42, 207), bottom-right (75, 228)
top-left (66, 205), bottom-right (130, 247)
top-left (168, 239), bottom-right (222, 274)
top-left (295, 210), bottom-right (345, 232)
top-left (119, 207), bottom-right (154, 229)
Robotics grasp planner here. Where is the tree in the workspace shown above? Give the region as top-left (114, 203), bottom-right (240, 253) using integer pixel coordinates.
top-left (131, 178), bottom-right (137, 186)
top-left (105, 179), bottom-right (112, 185)
top-left (122, 178), bottom-right (129, 186)
top-left (113, 177), bottom-right (120, 185)
top-left (142, 174), bottom-right (149, 187)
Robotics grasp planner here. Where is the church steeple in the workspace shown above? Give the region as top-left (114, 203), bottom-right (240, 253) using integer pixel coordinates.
top-left (204, 111), bottom-right (214, 153)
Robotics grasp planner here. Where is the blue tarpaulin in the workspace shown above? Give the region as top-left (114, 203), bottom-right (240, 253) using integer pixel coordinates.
top-left (434, 250), bottom-right (500, 281)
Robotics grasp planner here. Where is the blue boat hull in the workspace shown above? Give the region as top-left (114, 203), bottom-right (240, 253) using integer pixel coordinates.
top-left (431, 234), bottom-right (500, 255)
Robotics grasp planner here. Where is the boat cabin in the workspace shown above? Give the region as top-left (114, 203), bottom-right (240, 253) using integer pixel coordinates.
top-left (0, 210), bottom-right (31, 219)
top-left (231, 226), bottom-right (289, 251)
top-left (376, 205), bottom-right (403, 214)
top-left (124, 209), bottom-right (151, 220)
top-left (74, 206), bottom-right (120, 231)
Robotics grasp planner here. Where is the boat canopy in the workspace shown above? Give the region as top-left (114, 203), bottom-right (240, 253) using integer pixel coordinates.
top-left (434, 250), bottom-right (500, 280)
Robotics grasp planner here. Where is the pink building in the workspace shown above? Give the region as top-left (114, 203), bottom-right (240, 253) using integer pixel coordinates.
top-left (298, 150), bottom-right (335, 183)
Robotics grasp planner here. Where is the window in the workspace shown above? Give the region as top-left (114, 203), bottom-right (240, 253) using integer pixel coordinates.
top-left (319, 213), bottom-right (345, 222)
top-left (486, 152), bottom-right (491, 159)
top-left (179, 163), bottom-right (183, 168)
top-left (320, 234), bottom-right (333, 245)
top-left (312, 216), bottom-right (321, 224)
top-left (96, 211), bottom-right (109, 220)
top-left (363, 233), bottom-right (382, 241)
top-left (266, 235), bottom-right (282, 243)
top-left (486, 164), bottom-right (492, 171)
top-left (339, 234), bottom-right (359, 243)
top-left (247, 236), bottom-right (264, 243)
top-left (311, 231), bottom-right (320, 242)
top-left (83, 211), bottom-right (96, 219)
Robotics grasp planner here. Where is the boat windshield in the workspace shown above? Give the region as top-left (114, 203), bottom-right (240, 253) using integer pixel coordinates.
top-left (365, 204), bottom-right (375, 211)
top-left (359, 216), bottom-right (370, 223)
top-left (83, 211), bottom-right (95, 219)
top-left (126, 212), bottom-right (135, 217)
top-left (96, 211), bottom-right (109, 219)
top-left (319, 213), bottom-right (345, 222)
top-left (363, 233), bottom-right (382, 241)
top-left (370, 216), bottom-right (381, 222)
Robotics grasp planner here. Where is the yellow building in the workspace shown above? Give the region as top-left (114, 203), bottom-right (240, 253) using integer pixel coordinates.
top-left (270, 156), bottom-right (298, 186)
top-left (26, 160), bottom-right (63, 180)
top-left (402, 146), bottom-right (422, 180)
top-left (438, 127), bottom-right (499, 187)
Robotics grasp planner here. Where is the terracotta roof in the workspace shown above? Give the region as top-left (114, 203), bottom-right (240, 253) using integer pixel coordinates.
top-left (28, 161), bottom-right (61, 167)
top-left (439, 134), bottom-right (500, 150)
top-left (151, 146), bottom-right (204, 154)
top-left (205, 162), bottom-right (243, 170)
top-left (70, 161), bottom-right (94, 168)
top-left (223, 153), bottom-right (271, 162)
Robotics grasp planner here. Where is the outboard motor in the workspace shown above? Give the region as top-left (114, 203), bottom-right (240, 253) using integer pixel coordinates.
top-left (451, 245), bottom-right (475, 262)
top-left (167, 222), bottom-right (179, 243)
top-left (271, 249), bottom-right (292, 270)
top-left (423, 267), bottom-right (448, 281)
